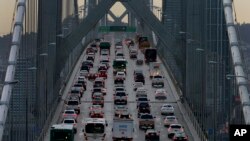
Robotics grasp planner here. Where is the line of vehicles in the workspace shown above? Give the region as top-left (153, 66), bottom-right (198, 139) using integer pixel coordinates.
top-left (49, 34), bottom-right (189, 141)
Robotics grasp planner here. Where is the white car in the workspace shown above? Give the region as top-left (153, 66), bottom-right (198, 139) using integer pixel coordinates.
top-left (115, 71), bottom-right (126, 80)
top-left (136, 87), bottom-right (147, 98)
top-left (161, 104), bottom-right (174, 115)
top-left (164, 116), bottom-right (178, 127)
top-left (133, 82), bottom-right (144, 91)
top-left (79, 70), bottom-right (89, 77)
top-left (62, 118), bottom-right (77, 133)
top-left (155, 89), bottom-right (167, 100)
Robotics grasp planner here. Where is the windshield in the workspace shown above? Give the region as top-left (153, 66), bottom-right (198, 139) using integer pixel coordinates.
top-left (67, 101), bottom-right (78, 105)
top-left (141, 114), bottom-right (153, 119)
top-left (154, 75), bottom-right (162, 78)
top-left (113, 61), bottom-right (126, 68)
top-left (171, 125), bottom-right (182, 129)
top-left (51, 130), bottom-right (73, 141)
top-left (64, 119), bottom-right (75, 124)
top-left (85, 123), bottom-right (105, 134)
top-left (115, 92), bottom-right (126, 96)
top-left (65, 111), bottom-right (75, 114)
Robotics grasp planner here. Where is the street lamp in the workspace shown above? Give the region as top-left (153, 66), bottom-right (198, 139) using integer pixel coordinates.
top-left (226, 74), bottom-right (247, 80)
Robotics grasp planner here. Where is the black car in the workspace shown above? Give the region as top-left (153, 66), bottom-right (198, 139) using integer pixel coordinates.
top-left (135, 74), bottom-right (145, 84)
top-left (81, 65), bottom-right (90, 72)
top-left (82, 61), bottom-right (93, 68)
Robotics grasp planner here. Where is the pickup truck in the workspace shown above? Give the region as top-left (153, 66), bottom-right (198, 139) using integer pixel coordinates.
top-left (152, 75), bottom-right (164, 88)
top-left (138, 113), bottom-right (155, 129)
top-left (112, 118), bottom-right (134, 141)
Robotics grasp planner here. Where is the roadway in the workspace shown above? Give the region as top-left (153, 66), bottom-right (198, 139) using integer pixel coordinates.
top-left (45, 32), bottom-right (196, 141)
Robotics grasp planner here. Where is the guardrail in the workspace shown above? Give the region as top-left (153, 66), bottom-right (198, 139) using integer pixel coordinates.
top-left (0, 0), bottom-right (26, 140)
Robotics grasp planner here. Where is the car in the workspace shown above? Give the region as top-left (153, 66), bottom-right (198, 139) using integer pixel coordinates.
top-left (62, 118), bottom-right (77, 133)
top-left (92, 87), bottom-right (107, 95)
top-left (114, 87), bottom-right (126, 93)
top-left (136, 87), bottom-right (147, 98)
top-left (80, 65), bottom-right (90, 73)
top-left (136, 58), bottom-right (143, 65)
top-left (86, 55), bottom-right (95, 62)
top-left (98, 64), bottom-right (108, 71)
top-left (133, 82), bottom-right (144, 91)
top-left (65, 96), bottom-right (81, 113)
top-left (129, 48), bottom-right (138, 59)
top-left (100, 49), bottom-right (109, 56)
top-left (164, 116), bottom-right (178, 127)
top-left (79, 70), bottom-right (89, 77)
top-left (152, 75), bottom-right (164, 88)
top-left (72, 83), bottom-right (84, 96)
top-left (134, 69), bottom-right (143, 77)
top-left (92, 92), bottom-right (104, 99)
top-left (93, 77), bottom-right (105, 88)
top-left (172, 131), bottom-right (188, 141)
top-left (145, 129), bottom-right (160, 141)
top-left (98, 70), bottom-right (107, 79)
top-left (138, 114), bottom-right (155, 129)
top-left (114, 78), bottom-right (124, 86)
top-left (134, 74), bottom-right (145, 84)
top-left (115, 52), bottom-right (125, 59)
top-left (114, 105), bottom-right (128, 117)
top-left (161, 104), bottom-right (174, 115)
top-left (167, 124), bottom-right (184, 138)
top-left (70, 88), bottom-right (81, 100)
top-left (92, 97), bottom-right (104, 107)
top-left (89, 105), bottom-right (104, 118)
top-left (115, 71), bottom-right (126, 80)
top-left (90, 43), bottom-right (98, 52)
top-left (88, 71), bottom-right (98, 80)
top-left (136, 97), bottom-right (150, 107)
top-left (86, 47), bottom-right (95, 54)
top-left (115, 42), bottom-right (123, 49)
top-left (77, 76), bottom-right (87, 89)
top-left (82, 61), bottom-right (93, 68)
top-left (155, 89), bottom-right (167, 100)
top-left (114, 91), bottom-right (128, 105)
top-left (62, 109), bottom-right (77, 119)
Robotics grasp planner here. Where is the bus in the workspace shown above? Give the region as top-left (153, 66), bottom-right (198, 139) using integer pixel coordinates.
top-left (50, 124), bottom-right (74, 141)
top-left (82, 118), bottom-right (108, 140)
top-left (113, 58), bottom-right (127, 75)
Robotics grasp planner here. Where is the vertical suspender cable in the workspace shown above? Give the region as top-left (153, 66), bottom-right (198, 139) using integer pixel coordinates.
top-left (223, 0), bottom-right (250, 124)
top-left (0, 0), bottom-right (26, 140)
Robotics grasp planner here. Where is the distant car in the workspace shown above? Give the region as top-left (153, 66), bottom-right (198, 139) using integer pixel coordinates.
top-left (136, 87), bottom-right (147, 98)
top-left (136, 58), bottom-right (143, 65)
top-left (86, 55), bottom-right (95, 62)
top-left (98, 70), bottom-right (107, 79)
top-left (136, 97), bottom-right (150, 107)
top-left (114, 105), bottom-right (128, 117)
top-left (152, 75), bottom-right (164, 88)
top-left (62, 118), bottom-right (77, 133)
top-left (155, 89), bottom-right (167, 100)
top-left (167, 124), bottom-right (184, 138)
top-left (79, 70), bottom-right (89, 77)
top-left (92, 97), bottom-right (104, 107)
top-left (89, 105), bottom-right (104, 118)
top-left (114, 87), bottom-right (126, 93)
top-left (138, 113), bottom-right (155, 129)
top-left (164, 116), bottom-right (178, 127)
top-left (172, 131), bottom-right (188, 141)
top-left (145, 129), bottom-right (160, 141)
top-left (114, 91), bottom-right (128, 105)
top-left (115, 52), bottom-right (125, 59)
top-left (93, 77), bottom-right (105, 88)
top-left (133, 82), bottom-right (144, 91)
top-left (88, 71), bottom-right (98, 80)
top-left (62, 109), bottom-right (77, 119)
top-left (161, 104), bottom-right (174, 115)
top-left (115, 42), bottom-right (123, 49)
top-left (115, 71), bottom-right (126, 80)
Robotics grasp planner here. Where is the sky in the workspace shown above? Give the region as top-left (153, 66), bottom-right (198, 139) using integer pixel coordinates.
top-left (0, 0), bottom-right (249, 36)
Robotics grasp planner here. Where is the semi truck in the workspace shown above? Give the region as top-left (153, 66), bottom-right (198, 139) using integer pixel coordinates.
top-left (135, 35), bottom-right (150, 50)
top-left (144, 48), bottom-right (157, 63)
top-left (112, 118), bottom-right (134, 141)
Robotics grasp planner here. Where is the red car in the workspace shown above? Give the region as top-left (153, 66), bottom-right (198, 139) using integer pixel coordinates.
top-left (98, 70), bottom-right (107, 79)
top-left (88, 72), bottom-right (98, 80)
top-left (89, 105), bottom-right (104, 118)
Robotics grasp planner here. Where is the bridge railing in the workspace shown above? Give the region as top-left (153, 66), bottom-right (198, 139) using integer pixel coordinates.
top-left (0, 0), bottom-right (26, 140)
top-left (223, 0), bottom-right (250, 124)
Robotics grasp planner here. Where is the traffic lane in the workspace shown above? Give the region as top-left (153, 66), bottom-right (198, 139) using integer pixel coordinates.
top-left (124, 39), bottom-right (193, 140)
top-left (125, 47), bottom-right (173, 141)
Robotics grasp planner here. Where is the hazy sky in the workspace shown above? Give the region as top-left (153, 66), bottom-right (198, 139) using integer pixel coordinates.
top-left (0, 0), bottom-right (249, 36)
